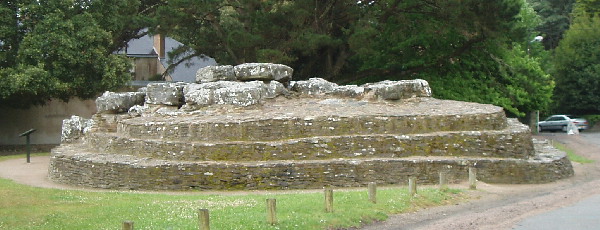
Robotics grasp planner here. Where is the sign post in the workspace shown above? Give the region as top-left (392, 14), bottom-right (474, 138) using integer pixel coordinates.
top-left (19, 129), bottom-right (36, 163)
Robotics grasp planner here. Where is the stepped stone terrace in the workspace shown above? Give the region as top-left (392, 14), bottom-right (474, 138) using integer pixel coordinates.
top-left (49, 63), bottom-right (574, 191)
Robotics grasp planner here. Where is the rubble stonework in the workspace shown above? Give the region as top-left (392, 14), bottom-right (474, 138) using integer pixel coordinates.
top-left (195, 65), bottom-right (236, 83)
top-left (95, 91), bottom-right (145, 113)
top-left (182, 81), bottom-right (288, 108)
top-left (61, 116), bottom-right (95, 143)
top-left (233, 63), bottom-right (293, 83)
top-left (363, 79), bottom-right (432, 100)
top-left (145, 82), bottom-right (186, 106)
top-left (51, 63), bottom-right (574, 191)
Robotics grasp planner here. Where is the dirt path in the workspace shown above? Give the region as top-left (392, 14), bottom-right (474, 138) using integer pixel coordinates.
top-left (0, 156), bottom-right (74, 190)
top-left (361, 133), bottom-right (600, 230)
top-left (2, 133), bottom-right (600, 229)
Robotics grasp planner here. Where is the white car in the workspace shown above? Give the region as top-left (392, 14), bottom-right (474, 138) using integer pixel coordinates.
top-left (538, 115), bottom-right (589, 132)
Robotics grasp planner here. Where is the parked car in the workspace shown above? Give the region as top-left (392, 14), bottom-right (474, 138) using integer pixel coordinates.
top-left (538, 115), bottom-right (589, 132)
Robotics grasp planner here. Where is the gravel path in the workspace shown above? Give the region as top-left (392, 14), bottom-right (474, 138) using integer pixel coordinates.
top-left (2, 132), bottom-right (600, 229)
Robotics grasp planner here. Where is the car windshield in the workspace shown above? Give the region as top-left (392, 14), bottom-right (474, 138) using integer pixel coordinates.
top-left (566, 115), bottom-right (582, 119)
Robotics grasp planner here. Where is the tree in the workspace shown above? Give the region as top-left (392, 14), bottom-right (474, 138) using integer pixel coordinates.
top-left (154, 0), bottom-right (357, 80)
top-left (528, 0), bottom-right (575, 50)
top-left (347, 0), bottom-right (551, 116)
top-left (551, 13), bottom-right (600, 114)
top-left (0, 0), bottom-right (158, 108)
top-left (153, 0), bottom-right (550, 116)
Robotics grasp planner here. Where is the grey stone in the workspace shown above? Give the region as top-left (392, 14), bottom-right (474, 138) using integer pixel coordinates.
top-left (128, 105), bottom-right (148, 117)
top-left (290, 78), bottom-right (338, 95)
top-left (330, 85), bottom-right (366, 98)
top-left (196, 65), bottom-right (235, 83)
top-left (213, 83), bottom-right (263, 106)
top-left (184, 81), bottom-right (283, 107)
top-left (363, 79), bottom-right (432, 100)
top-left (183, 84), bottom-right (214, 106)
top-left (234, 63), bottom-right (293, 83)
top-left (61, 116), bottom-right (95, 143)
top-left (95, 91), bottom-right (145, 113)
top-left (145, 82), bottom-right (186, 106)
top-left (254, 80), bottom-right (288, 99)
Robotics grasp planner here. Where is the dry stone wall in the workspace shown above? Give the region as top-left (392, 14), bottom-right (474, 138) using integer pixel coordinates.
top-left (50, 63), bottom-right (574, 191)
top-left (49, 140), bottom-right (572, 190)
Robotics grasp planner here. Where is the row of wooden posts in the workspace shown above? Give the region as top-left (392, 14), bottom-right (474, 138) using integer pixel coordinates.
top-left (121, 167), bottom-right (478, 230)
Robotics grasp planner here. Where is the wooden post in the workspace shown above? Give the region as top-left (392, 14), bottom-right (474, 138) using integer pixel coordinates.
top-left (439, 172), bottom-right (448, 190)
top-left (266, 198), bottom-right (277, 225)
top-left (198, 209), bottom-right (210, 230)
top-left (324, 187), bottom-right (334, 213)
top-left (530, 111), bottom-right (539, 134)
top-left (122, 221), bottom-right (134, 230)
top-left (409, 177), bottom-right (417, 196)
top-left (368, 182), bottom-right (377, 204)
top-left (469, 167), bottom-right (477, 190)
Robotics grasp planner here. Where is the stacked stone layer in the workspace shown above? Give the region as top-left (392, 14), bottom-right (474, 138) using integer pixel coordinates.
top-left (50, 97), bottom-right (573, 190)
top-left (49, 64), bottom-right (574, 190)
top-left (85, 117), bottom-right (532, 161)
top-left (49, 140), bottom-right (571, 190)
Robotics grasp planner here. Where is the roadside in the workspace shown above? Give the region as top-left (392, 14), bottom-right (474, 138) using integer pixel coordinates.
top-left (361, 132), bottom-right (600, 230)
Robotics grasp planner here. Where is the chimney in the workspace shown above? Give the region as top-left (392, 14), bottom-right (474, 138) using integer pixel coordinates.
top-left (153, 34), bottom-right (166, 59)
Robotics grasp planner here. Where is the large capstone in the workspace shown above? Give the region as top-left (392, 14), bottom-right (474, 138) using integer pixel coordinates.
top-left (364, 79), bottom-right (432, 100)
top-left (95, 91), bottom-right (145, 113)
top-left (145, 82), bottom-right (186, 106)
top-left (183, 81), bottom-right (287, 107)
top-left (196, 65), bottom-right (236, 83)
top-left (234, 63), bottom-right (293, 84)
top-left (61, 116), bottom-right (95, 143)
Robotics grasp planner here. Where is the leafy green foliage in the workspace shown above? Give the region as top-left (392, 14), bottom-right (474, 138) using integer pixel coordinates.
top-left (575, 0), bottom-right (600, 15)
top-left (154, 0), bottom-right (357, 79)
top-left (0, 0), bottom-right (155, 108)
top-left (1, 0), bottom-right (553, 115)
top-left (153, 0), bottom-right (551, 116)
top-left (348, 0), bottom-right (550, 116)
top-left (551, 14), bottom-right (600, 114)
top-left (528, 0), bottom-right (575, 49)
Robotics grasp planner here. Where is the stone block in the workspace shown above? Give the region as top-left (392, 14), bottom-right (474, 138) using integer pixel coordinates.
top-left (145, 82), bottom-right (186, 106)
top-left (290, 78), bottom-right (338, 95)
top-left (95, 91), bottom-right (145, 113)
top-left (61, 116), bottom-right (95, 143)
top-left (330, 85), bottom-right (366, 98)
top-left (363, 79), bottom-right (432, 100)
top-left (196, 65), bottom-right (235, 83)
top-left (184, 81), bottom-right (284, 107)
top-left (259, 80), bottom-right (288, 99)
top-left (234, 63), bottom-right (293, 83)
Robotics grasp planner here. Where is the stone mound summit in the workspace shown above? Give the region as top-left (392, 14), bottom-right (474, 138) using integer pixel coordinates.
top-left (49, 63), bottom-right (573, 190)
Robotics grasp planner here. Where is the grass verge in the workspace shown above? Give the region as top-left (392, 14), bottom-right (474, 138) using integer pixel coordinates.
top-left (553, 142), bottom-right (594, 164)
top-left (0, 154), bottom-right (465, 230)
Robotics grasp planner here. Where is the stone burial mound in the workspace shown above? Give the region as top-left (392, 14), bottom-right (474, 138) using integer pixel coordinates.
top-left (49, 63), bottom-right (574, 191)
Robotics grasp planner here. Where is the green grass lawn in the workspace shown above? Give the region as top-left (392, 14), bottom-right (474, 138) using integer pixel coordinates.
top-left (0, 154), bottom-right (465, 230)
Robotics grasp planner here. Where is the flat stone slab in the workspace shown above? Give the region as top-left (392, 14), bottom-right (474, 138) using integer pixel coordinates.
top-left (117, 97), bottom-right (508, 141)
top-left (49, 139), bottom-right (573, 191)
top-left (86, 119), bottom-right (534, 161)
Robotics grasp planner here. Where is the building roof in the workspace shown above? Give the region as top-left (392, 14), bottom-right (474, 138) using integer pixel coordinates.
top-left (123, 33), bottom-right (216, 82)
